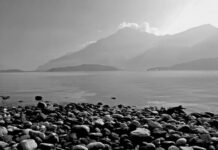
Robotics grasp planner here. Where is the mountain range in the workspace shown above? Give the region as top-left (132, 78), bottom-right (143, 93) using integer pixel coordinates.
top-left (148, 57), bottom-right (218, 71)
top-left (37, 24), bottom-right (218, 71)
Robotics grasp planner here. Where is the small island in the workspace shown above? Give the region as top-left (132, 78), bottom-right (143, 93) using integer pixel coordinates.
top-left (0, 69), bottom-right (24, 73)
top-left (47, 64), bottom-right (120, 72)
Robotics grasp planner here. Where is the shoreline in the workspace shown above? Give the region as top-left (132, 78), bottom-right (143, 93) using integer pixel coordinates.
top-left (0, 100), bottom-right (217, 150)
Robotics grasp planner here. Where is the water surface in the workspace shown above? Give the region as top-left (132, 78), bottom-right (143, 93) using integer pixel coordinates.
top-left (0, 71), bottom-right (218, 113)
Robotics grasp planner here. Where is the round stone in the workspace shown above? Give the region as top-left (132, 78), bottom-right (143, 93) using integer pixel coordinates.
top-left (168, 145), bottom-right (180, 150)
top-left (176, 138), bottom-right (187, 146)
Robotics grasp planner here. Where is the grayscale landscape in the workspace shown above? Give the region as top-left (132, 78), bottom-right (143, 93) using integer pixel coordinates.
top-left (1, 1), bottom-right (218, 150)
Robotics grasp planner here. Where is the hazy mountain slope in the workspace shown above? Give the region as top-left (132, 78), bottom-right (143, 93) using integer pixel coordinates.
top-left (127, 45), bottom-right (190, 69)
top-left (148, 58), bottom-right (218, 70)
top-left (181, 33), bottom-right (218, 61)
top-left (170, 57), bottom-right (218, 70)
top-left (129, 25), bottom-right (218, 69)
top-left (37, 28), bottom-right (159, 71)
top-left (159, 24), bottom-right (218, 47)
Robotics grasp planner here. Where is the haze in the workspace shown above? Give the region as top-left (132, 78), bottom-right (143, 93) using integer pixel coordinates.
top-left (1, 0), bottom-right (218, 70)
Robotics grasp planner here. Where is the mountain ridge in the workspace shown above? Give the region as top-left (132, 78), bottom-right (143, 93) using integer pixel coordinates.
top-left (37, 24), bottom-right (218, 71)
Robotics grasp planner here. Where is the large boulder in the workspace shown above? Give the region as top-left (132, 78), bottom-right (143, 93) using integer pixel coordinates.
top-left (19, 139), bottom-right (38, 150)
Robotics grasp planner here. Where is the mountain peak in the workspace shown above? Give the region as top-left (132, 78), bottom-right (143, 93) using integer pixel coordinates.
top-left (182, 24), bottom-right (218, 34)
top-left (199, 24), bottom-right (217, 29)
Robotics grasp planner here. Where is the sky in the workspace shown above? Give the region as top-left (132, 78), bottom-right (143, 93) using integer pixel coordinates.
top-left (0, 0), bottom-right (218, 70)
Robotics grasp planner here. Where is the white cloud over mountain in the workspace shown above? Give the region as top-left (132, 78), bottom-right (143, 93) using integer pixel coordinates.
top-left (118, 22), bottom-right (162, 36)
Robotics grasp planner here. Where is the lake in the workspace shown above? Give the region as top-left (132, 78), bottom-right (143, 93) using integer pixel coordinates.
top-left (0, 71), bottom-right (218, 113)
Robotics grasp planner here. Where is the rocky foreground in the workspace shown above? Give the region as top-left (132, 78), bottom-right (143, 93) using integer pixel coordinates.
top-left (1, 100), bottom-right (218, 150)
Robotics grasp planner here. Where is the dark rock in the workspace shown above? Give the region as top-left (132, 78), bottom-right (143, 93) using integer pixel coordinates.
top-left (35, 96), bottom-right (43, 101)
top-left (178, 125), bottom-right (192, 133)
top-left (162, 141), bottom-right (175, 149)
top-left (199, 133), bottom-right (211, 143)
top-left (45, 132), bottom-right (59, 143)
top-left (39, 143), bottom-right (55, 150)
top-left (152, 128), bottom-right (167, 138)
top-left (73, 125), bottom-right (90, 137)
top-left (37, 102), bottom-right (47, 109)
top-left (141, 143), bottom-right (156, 150)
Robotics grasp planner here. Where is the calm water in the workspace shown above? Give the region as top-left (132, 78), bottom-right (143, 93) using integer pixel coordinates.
top-left (0, 71), bottom-right (218, 113)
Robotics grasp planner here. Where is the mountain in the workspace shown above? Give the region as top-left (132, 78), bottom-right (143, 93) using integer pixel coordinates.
top-left (128, 24), bottom-right (218, 69)
top-left (47, 64), bottom-right (119, 72)
top-left (147, 57), bottom-right (218, 71)
top-left (37, 28), bottom-right (159, 71)
top-left (38, 24), bottom-right (218, 71)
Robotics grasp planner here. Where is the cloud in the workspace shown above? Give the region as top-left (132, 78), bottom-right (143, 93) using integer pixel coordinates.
top-left (118, 22), bottom-right (162, 35)
top-left (80, 40), bottom-right (96, 48)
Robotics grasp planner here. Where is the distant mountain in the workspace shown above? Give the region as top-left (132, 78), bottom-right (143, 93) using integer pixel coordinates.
top-left (128, 24), bottom-right (218, 69)
top-left (37, 28), bottom-right (159, 71)
top-left (0, 69), bottom-right (24, 72)
top-left (38, 24), bottom-right (218, 71)
top-left (47, 64), bottom-right (120, 72)
top-left (147, 57), bottom-right (218, 71)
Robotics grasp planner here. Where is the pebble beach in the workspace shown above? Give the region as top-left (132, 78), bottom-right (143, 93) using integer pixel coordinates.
top-left (0, 96), bottom-right (218, 150)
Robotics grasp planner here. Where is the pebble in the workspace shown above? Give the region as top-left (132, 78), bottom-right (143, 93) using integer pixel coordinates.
top-left (192, 146), bottom-right (207, 150)
top-left (176, 138), bottom-right (187, 146)
top-left (0, 126), bottom-right (8, 137)
top-left (0, 101), bottom-right (217, 150)
top-left (87, 142), bottom-right (105, 150)
top-left (131, 128), bottom-right (151, 137)
top-left (168, 145), bottom-right (180, 150)
top-left (180, 146), bottom-right (194, 150)
top-left (72, 145), bottom-right (88, 150)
